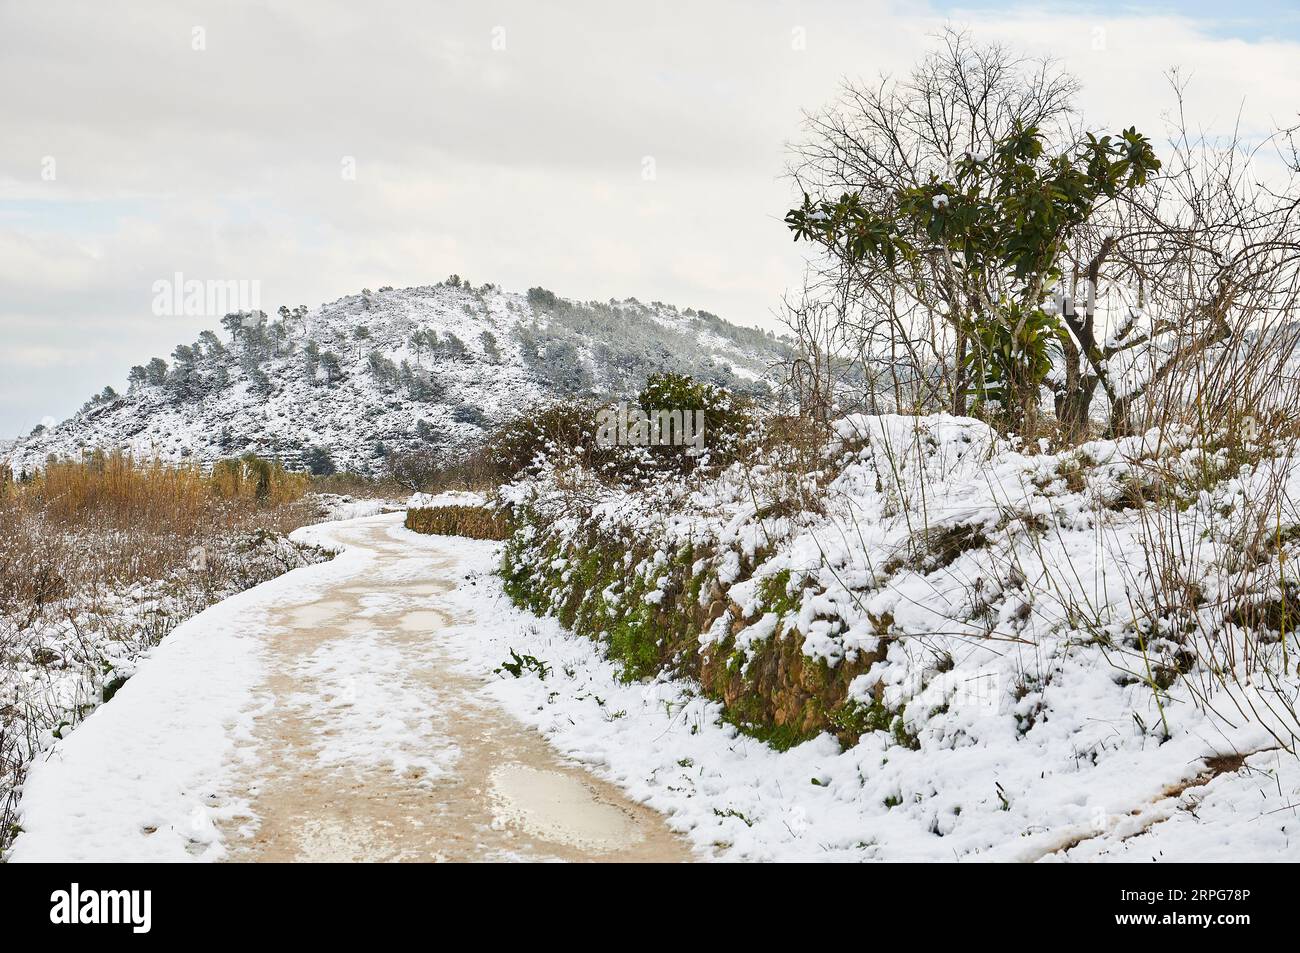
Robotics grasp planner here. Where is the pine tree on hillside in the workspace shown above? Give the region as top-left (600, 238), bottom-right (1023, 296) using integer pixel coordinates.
top-left (319, 350), bottom-right (342, 385)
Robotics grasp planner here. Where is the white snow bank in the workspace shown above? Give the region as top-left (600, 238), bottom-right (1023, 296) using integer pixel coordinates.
top-left (7, 519), bottom-right (378, 862)
top-left (314, 494), bottom-right (396, 521)
top-left (491, 411), bottom-right (1300, 860)
top-left (421, 528), bottom-right (1300, 861)
top-left (407, 490), bottom-right (487, 509)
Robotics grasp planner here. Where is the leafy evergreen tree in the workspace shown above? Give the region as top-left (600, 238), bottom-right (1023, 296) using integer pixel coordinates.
top-left (441, 332), bottom-right (468, 360)
top-left (527, 286), bottom-right (559, 310)
top-left (198, 329), bottom-right (225, 357)
top-left (303, 445), bottom-right (336, 476)
top-left (367, 349), bottom-right (398, 384)
top-left (304, 340), bottom-right (321, 381)
top-left (246, 365), bottom-right (273, 396)
top-left (220, 312), bottom-right (244, 342)
top-left (319, 351), bottom-right (342, 385)
top-left (145, 357), bottom-right (169, 385)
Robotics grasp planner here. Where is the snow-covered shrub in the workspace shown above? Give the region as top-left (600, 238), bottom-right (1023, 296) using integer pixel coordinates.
top-left (496, 407), bottom-right (1300, 792)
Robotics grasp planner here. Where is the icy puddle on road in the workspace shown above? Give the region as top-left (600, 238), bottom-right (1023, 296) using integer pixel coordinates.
top-left (222, 517), bottom-right (690, 863)
top-left (489, 764), bottom-right (645, 853)
top-left (397, 609), bottom-right (446, 631)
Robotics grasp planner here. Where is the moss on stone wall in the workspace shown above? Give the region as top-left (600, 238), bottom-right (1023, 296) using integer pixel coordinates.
top-left (500, 510), bottom-right (882, 750)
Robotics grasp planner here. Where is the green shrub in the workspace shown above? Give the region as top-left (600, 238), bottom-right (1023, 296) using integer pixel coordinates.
top-left (486, 400), bottom-right (610, 479)
top-left (635, 372), bottom-right (754, 471)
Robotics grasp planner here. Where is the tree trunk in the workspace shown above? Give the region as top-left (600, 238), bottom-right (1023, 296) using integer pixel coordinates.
top-left (952, 329), bottom-right (968, 416)
top-left (1056, 382), bottom-right (1095, 438)
top-left (1107, 394), bottom-right (1133, 437)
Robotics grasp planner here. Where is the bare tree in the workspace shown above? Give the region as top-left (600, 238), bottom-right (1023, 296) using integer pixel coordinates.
top-left (1055, 71), bottom-right (1300, 436)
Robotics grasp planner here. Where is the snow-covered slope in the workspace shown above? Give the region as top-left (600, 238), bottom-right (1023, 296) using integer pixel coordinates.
top-left (5, 282), bottom-right (789, 476)
top-left (495, 412), bottom-right (1300, 859)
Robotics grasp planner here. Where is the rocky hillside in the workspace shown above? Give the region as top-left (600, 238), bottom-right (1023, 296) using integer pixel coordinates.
top-left (5, 281), bottom-right (790, 476)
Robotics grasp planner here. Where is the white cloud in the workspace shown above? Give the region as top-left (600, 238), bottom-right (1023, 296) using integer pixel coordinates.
top-left (1, 0), bottom-right (1297, 436)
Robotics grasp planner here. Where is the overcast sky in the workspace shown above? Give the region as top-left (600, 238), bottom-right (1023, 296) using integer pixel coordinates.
top-left (2, 0), bottom-right (1299, 438)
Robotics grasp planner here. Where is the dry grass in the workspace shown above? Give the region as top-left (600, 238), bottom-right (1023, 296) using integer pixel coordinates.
top-left (309, 470), bottom-right (413, 499)
top-left (405, 505), bottom-right (510, 541)
top-left (0, 452), bottom-right (327, 852)
top-left (0, 452), bottom-right (314, 602)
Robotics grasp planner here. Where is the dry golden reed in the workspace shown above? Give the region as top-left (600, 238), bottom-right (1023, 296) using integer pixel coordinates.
top-left (405, 505), bottom-right (510, 540)
top-left (0, 451), bottom-right (315, 609)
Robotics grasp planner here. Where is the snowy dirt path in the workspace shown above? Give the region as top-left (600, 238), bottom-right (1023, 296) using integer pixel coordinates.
top-left (15, 512), bottom-right (1296, 863)
top-left (9, 514), bottom-right (690, 863)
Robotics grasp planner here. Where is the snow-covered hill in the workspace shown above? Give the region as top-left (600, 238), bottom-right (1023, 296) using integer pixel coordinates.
top-left (5, 281), bottom-right (790, 476)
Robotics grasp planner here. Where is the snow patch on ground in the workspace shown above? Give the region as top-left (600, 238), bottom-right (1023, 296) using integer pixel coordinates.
top-left (314, 494), bottom-right (399, 521)
top-left (288, 630), bottom-right (460, 781)
top-left (406, 490), bottom-right (487, 509)
top-left (7, 532), bottom-right (369, 862)
top-left (13, 510), bottom-right (1297, 862)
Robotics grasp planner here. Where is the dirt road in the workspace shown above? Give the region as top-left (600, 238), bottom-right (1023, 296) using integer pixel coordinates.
top-left (221, 518), bottom-right (689, 862)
